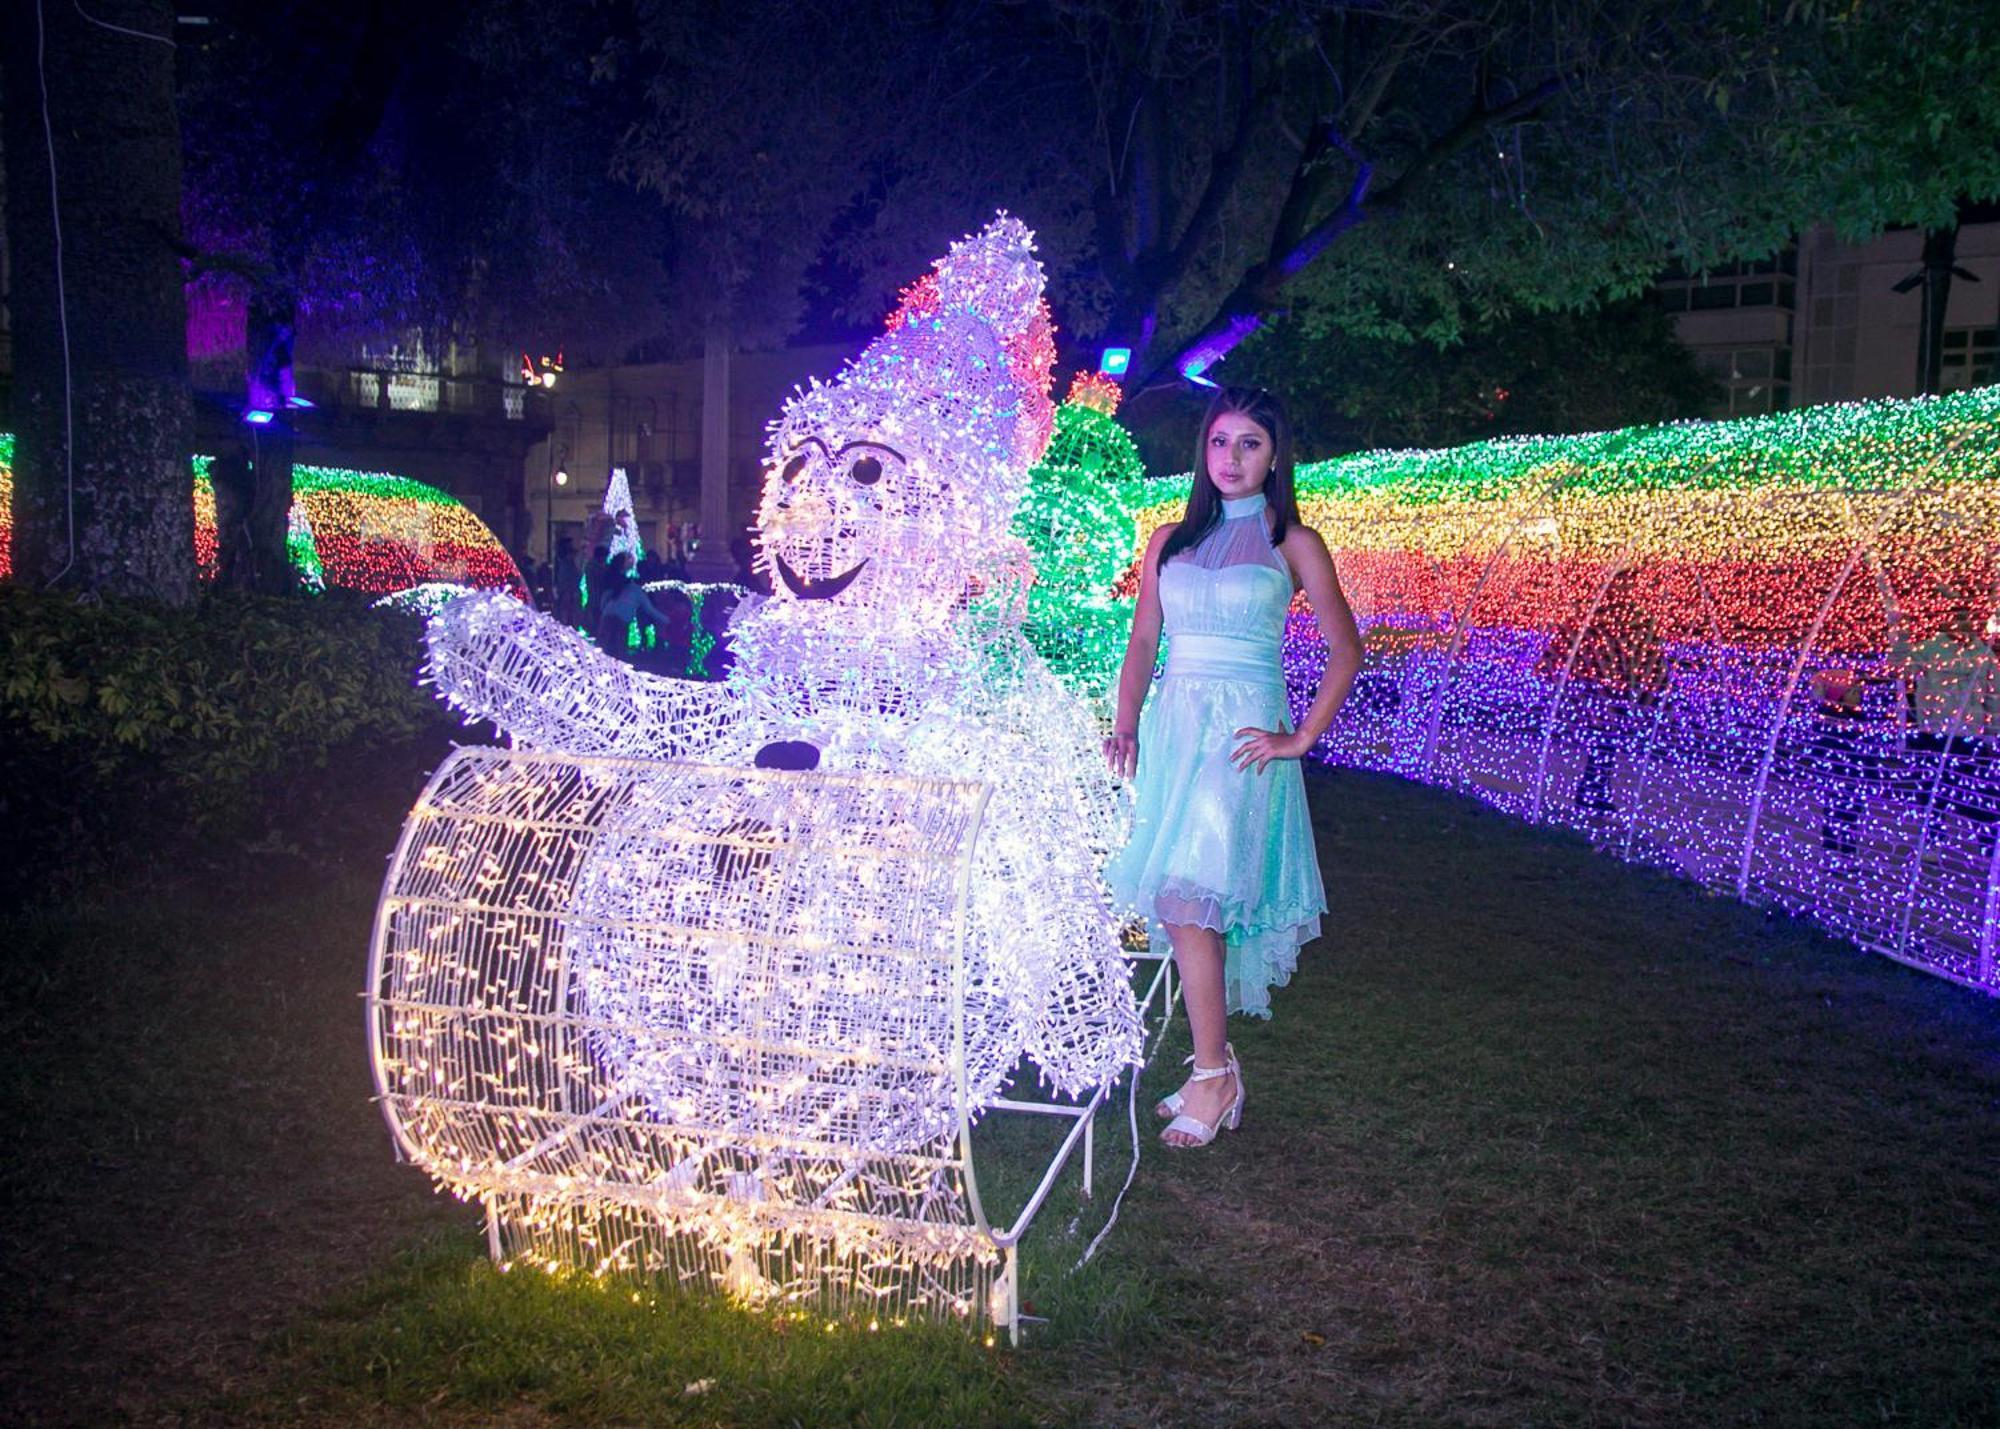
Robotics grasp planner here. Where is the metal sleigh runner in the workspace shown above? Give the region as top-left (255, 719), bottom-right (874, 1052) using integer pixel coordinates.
top-left (366, 216), bottom-right (1166, 1339)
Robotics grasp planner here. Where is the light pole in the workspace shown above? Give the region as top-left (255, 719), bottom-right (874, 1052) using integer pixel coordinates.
top-left (546, 443), bottom-right (570, 568)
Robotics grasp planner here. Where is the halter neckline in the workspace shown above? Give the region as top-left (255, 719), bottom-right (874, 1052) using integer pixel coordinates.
top-left (1220, 491), bottom-right (1269, 518)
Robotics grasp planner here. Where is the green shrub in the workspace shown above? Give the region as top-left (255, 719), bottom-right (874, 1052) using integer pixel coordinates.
top-left (0, 586), bottom-right (454, 895)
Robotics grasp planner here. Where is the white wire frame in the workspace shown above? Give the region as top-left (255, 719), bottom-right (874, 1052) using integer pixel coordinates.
top-left (367, 746), bottom-right (1166, 1341)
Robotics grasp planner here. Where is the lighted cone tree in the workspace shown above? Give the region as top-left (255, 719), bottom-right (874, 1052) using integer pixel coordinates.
top-left (601, 466), bottom-right (644, 567)
top-left (1011, 372), bottom-right (1145, 707)
top-left (372, 216), bottom-right (1152, 1335)
top-left (1118, 386), bottom-right (2000, 995)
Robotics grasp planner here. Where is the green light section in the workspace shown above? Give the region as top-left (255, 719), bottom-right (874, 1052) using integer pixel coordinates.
top-left (1130, 388), bottom-right (2000, 528)
top-left (1011, 401), bottom-right (1147, 700)
top-left (291, 466), bottom-right (467, 505)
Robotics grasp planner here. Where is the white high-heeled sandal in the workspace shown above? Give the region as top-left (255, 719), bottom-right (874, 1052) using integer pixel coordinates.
top-left (1160, 1053), bottom-right (1244, 1148)
top-left (1157, 1043), bottom-right (1236, 1119)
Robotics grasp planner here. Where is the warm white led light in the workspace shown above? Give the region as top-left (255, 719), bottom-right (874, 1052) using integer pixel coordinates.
top-left (374, 216), bottom-right (1146, 1332)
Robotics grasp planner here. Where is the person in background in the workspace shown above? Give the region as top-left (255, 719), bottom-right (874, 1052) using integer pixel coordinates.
top-left (636, 586), bottom-right (696, 677)
top-left (580, 544), bottom-right (615, 631)
top-left (730, 533), bottom-right (769, 595)
top-left (1567, 569), bottom-right (1665, 818)
top-left (522, 557), bottom-right (551, 610)
top-left (552, 535), bottom-right (582, 627)
top-left (697, 587), bottom-right (741, 680)
top-left (1890, 597), bottom-right (2000, 860)
top-left (1810, 665), bottom-right (1874, 859)
top-left (595, 565), bottom-right (670, 662)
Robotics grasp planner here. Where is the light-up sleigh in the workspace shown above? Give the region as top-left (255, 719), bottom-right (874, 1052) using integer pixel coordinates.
top-left (366, 216), bottom-right (1160, 1340)
top-left (368, 746), bottom-right (1165, 1338)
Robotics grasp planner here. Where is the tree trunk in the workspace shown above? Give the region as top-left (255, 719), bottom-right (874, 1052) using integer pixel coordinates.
top-left (1, 0), bottom-right (193, 604)
top-left (211, 431), bottom-right (295, 594)
top-left (1914, 221), bottom-right (1960, 397)
top-left (235, 285), bottom-right (299, 593)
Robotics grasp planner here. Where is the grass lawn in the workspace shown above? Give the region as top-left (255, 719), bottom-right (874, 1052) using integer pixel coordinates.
top-left (6, 749), bottom-right (2000, 1426)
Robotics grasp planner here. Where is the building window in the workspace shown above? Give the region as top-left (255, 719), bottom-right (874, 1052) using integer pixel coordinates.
top-left (1656, 252), bottom-right (1797, 313)
top-left (1940, 327), bottom-right (1998, 392)
top-left (1694, 345), bottom-right (1793, 416)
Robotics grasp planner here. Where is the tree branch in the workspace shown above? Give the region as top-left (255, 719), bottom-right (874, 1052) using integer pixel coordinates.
top-left (1372, 70), bottom-right (1572, 211)
top-left (1140, 68), bottom-right (1573, 393)
top-left (1154, 85), bottom-right (1279, 297)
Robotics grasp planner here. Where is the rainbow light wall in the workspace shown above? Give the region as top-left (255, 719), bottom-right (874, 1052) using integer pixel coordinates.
top-left (0, 433), bottom-right (13, 585)
top-left (1121, 387), bottom-right (2000, 995)
top-left (1, 437), bottom-right (523, 600)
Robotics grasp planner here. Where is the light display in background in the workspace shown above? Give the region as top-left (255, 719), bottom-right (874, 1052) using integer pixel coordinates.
top-left (287, 466), bottom-right (525, 599)
top-left (6, 444), bottom-right (524, 603)
top-left (1117, 386), bottom-right (2000, 996)
top-left (187, 455), bottom-right (523, 600)
top-left (1009, 372), bottom-right (1145, 705)
top-left (374, 216), bottom-right (1157, 1339)
top-left (0, 433), bottom-right (14, 582)
top-left (602, 466), bottom-right (644, 567)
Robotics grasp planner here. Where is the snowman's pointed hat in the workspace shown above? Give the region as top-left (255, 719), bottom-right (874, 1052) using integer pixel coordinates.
top-left (767, 213), bottom-right (1057, 538)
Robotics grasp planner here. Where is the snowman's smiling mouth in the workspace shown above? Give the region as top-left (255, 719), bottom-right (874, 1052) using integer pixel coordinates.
top-left (775, 554), bottom-right (868, 600)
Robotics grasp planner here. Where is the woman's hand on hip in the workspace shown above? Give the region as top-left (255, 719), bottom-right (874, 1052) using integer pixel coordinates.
top-left (1231, 726), bottom-right (1310, 774)
top-left (1103, 729), bottom-right (1139, 780)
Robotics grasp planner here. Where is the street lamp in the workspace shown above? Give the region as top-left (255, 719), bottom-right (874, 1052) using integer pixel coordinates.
top-left (545, 444), bottom-right (570, 570)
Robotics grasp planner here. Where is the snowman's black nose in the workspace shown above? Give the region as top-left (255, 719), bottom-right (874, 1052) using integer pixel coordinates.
top-left (754, 740), bottom-right (821, 772)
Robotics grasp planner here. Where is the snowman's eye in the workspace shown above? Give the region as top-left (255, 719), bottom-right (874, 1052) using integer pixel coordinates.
top-left (780, 452), bottom-right (811, 483)
top-left (848, 455), bottom-right (883, 486)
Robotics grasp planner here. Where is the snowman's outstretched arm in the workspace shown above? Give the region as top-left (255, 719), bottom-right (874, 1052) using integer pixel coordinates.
top-left (424, 591), bottom-right (735, 760)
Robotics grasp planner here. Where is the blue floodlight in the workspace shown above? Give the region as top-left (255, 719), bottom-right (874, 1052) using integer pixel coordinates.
top-left (242, 408), bottom-right (277, 426)
top-left (286, 395), bottom-right (316, 409)
top-left (1098, 346), bottom-right (1132, 376)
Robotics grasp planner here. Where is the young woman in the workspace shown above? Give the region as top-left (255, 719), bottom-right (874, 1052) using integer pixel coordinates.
top-left (1103, 386), bottom-right (1364, 1149)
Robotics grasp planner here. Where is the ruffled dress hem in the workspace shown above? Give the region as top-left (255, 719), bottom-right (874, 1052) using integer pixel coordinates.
top-left (1125, 878), bottom-right (1323, 1019)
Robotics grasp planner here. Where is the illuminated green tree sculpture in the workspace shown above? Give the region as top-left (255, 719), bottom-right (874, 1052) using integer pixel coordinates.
top-left (1012, 374), bottom-right (1146, 704)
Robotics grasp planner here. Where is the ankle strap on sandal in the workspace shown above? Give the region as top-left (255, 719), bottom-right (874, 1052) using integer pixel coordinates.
top-left (1186, 1062), bottom-right (1233, 1081)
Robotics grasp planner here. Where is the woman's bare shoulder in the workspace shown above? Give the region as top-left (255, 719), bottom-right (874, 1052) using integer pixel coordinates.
top-left (1145, 522), bottom-right (1176, 551)
top-left (1279, 522), bottom-right (1330, 557)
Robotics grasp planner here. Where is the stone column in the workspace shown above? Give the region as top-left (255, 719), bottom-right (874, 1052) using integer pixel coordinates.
top-left (688, 318), bottom-right (738, 580)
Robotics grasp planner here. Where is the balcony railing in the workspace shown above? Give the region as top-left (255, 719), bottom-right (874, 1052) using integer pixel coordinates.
top-left (304, 368), bottom-right (537, 421)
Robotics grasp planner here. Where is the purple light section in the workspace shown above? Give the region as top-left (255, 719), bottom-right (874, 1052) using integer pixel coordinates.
top-left (1280, 610), bottom-right (2000, 995)
top-left (186, 280), bottom-right (247, 365)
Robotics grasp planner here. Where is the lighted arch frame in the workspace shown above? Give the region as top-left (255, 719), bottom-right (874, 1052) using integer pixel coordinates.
top-left (0, 443), bottom-right (524, 600)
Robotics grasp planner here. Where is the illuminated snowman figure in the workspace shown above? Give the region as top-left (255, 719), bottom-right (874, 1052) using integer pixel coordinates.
top-left (416, 215), bottom-right (1142, 1146)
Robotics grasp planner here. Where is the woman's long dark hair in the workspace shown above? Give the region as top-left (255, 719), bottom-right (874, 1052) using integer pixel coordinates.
top-left (1156, 385), bottom-right (1300, 571)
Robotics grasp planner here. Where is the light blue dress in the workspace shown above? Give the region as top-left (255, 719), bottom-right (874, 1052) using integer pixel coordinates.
top-left (1104, 492), bottom-right (1327, 1018)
